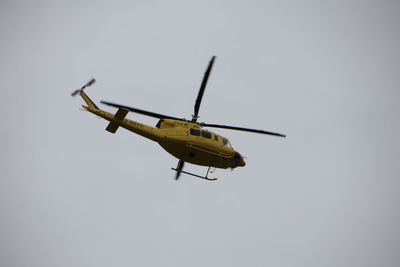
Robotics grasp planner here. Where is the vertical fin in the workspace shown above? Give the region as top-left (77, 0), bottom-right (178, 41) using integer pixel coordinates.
top-left (80, 91), bottom-right (99, 110)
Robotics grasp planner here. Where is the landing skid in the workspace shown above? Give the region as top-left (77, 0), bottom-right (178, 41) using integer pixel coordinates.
top-left (171, 168), bottom-right (218, 181)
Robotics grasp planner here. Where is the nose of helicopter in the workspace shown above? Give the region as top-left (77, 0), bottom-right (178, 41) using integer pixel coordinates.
top-left (234, 151), bottom-right (246, 167)
top-left (239, 158), bottom-right (246, 167)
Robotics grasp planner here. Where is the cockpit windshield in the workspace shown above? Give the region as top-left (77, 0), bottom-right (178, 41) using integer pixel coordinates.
top-left (222, 138), bottom-right (232, 148)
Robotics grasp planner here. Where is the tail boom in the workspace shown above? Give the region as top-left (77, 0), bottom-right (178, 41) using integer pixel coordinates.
top-left (84, 107), bottom-right (162, 142)
top-left (72, 78), bottom-right (161, 142)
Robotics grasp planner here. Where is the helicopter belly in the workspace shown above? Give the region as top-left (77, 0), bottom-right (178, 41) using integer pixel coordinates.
top-left (158, 138), bottom-right (234, 169)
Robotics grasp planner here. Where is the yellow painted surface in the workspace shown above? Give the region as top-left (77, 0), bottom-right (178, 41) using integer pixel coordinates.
top-left (80, 95), bottom-right (245, 169)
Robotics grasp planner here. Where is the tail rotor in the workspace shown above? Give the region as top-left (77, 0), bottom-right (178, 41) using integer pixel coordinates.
top-left (71, 78), bottom-right (96, 97)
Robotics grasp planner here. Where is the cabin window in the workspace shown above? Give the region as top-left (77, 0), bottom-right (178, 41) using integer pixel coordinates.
top-left (201, 131), bottom-right (211, 139)
top-left (222, 138), bottom-right (228, 146)
top-left (214, 135), bottom-right (219, 142)
top-left (190, 129), bottom-right (201, 136)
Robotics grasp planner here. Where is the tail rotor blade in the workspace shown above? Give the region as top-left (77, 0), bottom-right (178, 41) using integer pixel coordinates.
top-left (71, 78), bottom-right (96, 97)
top-left (83, 78), bottom-right (96, 89)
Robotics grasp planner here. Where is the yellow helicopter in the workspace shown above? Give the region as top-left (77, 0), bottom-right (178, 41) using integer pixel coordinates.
top-left (71, 56), bottom-right (285, 181)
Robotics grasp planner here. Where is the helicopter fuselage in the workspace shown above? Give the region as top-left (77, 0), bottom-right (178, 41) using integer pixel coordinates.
top-left (157, 119), bottom-right (245, 168)
top-left (73, 56), bottom-right (285, 180)
top-left (85, 105), bottom-right (246, 169)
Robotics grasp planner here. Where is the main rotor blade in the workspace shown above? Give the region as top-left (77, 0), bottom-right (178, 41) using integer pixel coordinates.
top-left (193, 56), bottom-right (216, 122)
top-left (100, 100), bottom-right (184, 121)
top-left (175, 160), bottom-right (185, 180)
top-left (202, 123), bottom-right (286, 137)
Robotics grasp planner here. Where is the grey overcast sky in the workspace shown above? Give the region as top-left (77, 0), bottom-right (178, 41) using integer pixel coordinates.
top-left (1, 0), bottom-right (399, 266)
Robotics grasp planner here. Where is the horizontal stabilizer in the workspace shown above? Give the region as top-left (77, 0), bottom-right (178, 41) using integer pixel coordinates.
top-left (106, 122), bottom-right (119, 133)
top-left (105, 108), bottom-right (129, 134)
top-left (114, 108), bottom-right (129, 120)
